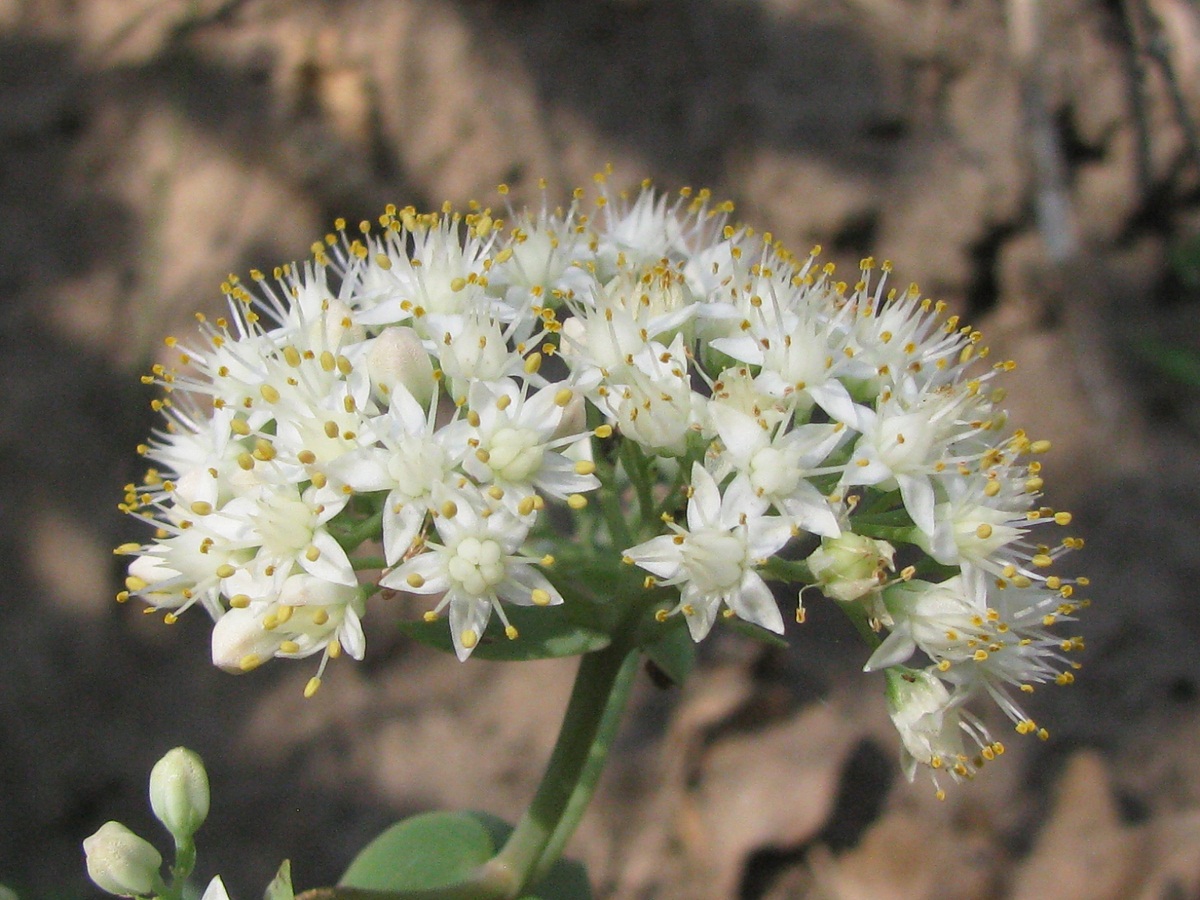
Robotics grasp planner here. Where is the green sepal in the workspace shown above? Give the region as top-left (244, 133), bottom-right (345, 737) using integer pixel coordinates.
top-left (263, 861), bottom-right (293, 900)
top-left (398, 602), bottom-right (611, 661)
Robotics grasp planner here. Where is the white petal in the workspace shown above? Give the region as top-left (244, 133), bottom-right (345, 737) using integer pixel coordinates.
top-left (686, 463), bottom-right (722, 530)
top-left (864, 628), bottom-right (917, 671)
top-left (299, 529), bottom-right (357, 586)
top-left (727, 572), bottom-right (785, 634)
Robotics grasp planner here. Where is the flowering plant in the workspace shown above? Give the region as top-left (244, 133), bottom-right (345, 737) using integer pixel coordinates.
top-left (100, 174), bottom-right (1086, 898)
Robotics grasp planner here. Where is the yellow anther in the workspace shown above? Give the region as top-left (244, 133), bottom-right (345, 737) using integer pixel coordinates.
top-left (567, 494), bottom-right (587, 509)
top-left (237, 452), bottom-right (255, 471)
top-left (1030, 440), bottom-right (1052, 454)
top-left (574, 460), bottom-right (596, 476)
top-left (540, 554), bottom-right (555, 567)
top-left (229, 594), bottom-right (250, 609)
top-left (975, 524), bottom-right (993, 539)
top-left (460, 629), bottom-right (479, 650)
top-left (215, 563), bottom-right (236, 579)
top-left (260, 384), bottom-right (280, 404)
top-left (554, 388), bottom-right (574, 407)
top-left (1031, 553), bottom-right (1053, 568)
top-left (239, 654), bottom-right (263, 672)
top-left (495, 394), bottom-right (512, 411)
top-left (279, 640), bottom-right (300, 654)
top-left (517, 496), bottom-right (536, 516)
top-left (304, 677), bottom-right (321, 698)
top-left (441, 501), bottom-right (458, 519)
top-left (531, 589), bottom-right (552, 606)
top-left (406, 573), bottom-right (426, 589)
top-left (505, 625), bottom-right (519, 640)
top-left (524, 352), bottom-right (542, 374)
top-left (190, 501), bottom-right (214, 516)
top-left (1054, 511), bottom-right (1072, 525)
top-left (467, 410), bottom-right (481, 427)
top-left (253, 438), bottom-right (276, 461)
top-left (297, 450), bottom-right (317, 465)
top-left (328, 639), bottom-right (342, 659)
top-left (305, 546), bottom-right (321, 562)
top-left (654, 609), bottom-right (669, 622)
top-left (476, 448), bottom-right (491, 464)
top-left (594, 424), bottom-right (613, 438)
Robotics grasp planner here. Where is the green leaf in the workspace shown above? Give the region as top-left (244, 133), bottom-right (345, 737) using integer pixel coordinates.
top-left (339, 811), bottom-right (495, 890)
top-left (340, 812), bottom-right (593, 899)
top-left (399, 602), bottom-right (611, 661)
top-left (263, 861), bottom-right (293, 900)
top-left (642, 623), bottom-right (696, 687)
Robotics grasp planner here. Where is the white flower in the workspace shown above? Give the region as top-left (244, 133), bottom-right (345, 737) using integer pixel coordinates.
top-left (624, 463), bottom-right (793, 640)
top-left (380, 485), bottom-right (562, 660)
top-left (841, 382), bottom-right (993, 535)
top-left (867, 576), bottom-right (1084, 737)
top-left (211, 575), bottom-right (366, 695)
top-left (325, 381), bottom-right (460, 565)
top-left (884, 667), bottom-right (999, 798)
top-left (459, 379), bottom-right (600, 508)
top-left (708, 402), bottom-right (845, 537)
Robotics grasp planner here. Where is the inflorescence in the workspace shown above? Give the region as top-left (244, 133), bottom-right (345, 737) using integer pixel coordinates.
top-left (118, 173), bottom-right (1087, 796)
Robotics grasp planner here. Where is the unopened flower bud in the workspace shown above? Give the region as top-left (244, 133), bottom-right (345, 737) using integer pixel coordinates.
top-left (83, 822), bottom-right (162, 897)
top-left (807, 532), bottom-right (895, 603)
top-left (366, 326), bottom-right (434, 406)
top-left (149, 747), bottom-right (210, 841)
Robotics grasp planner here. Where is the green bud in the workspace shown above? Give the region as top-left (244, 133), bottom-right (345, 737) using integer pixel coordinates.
top-left (806, 532), bottom-right (895, 603)
top-left (82, 822), bottom-right (163, 897)
top-left (149, 747), bottom-right (210, 841)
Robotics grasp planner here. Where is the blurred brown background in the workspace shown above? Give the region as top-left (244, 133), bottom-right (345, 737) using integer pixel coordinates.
top-left (3, 0), bottom-right (1200, 897)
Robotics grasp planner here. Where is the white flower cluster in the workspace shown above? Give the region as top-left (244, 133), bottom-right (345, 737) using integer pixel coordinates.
top-left (119, 175), bottom-right (1086, 789)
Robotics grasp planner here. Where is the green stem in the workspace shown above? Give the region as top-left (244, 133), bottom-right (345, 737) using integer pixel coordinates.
top-left (492, 641), bottom-right (640, 895)
top-left (619, 441), bottom-right (656, 534)
top-left (527, 646), bottom-right (639, 887)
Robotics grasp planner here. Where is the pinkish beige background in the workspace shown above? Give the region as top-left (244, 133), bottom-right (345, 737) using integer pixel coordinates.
top-left (3, 0), bottom-right (1200, 897)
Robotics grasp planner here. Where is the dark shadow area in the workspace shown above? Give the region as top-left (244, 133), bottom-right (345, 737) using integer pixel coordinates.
top-left (0, 30), bottom-right (412, 900)
top-left (738, 738), bottom-right (893, 899)
top-left (453, 0), bottom-right (907, 190)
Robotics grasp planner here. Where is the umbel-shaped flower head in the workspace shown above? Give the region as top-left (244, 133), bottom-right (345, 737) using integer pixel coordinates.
top-left (119, 173), bottom-right (1087, 793)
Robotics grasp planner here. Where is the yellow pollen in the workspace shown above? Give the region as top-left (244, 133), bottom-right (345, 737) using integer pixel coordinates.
top-left (495, 395), bottom-right (512, 411)
top-left (239, 654), bottom-right (263, 672)
top-left (1031, 554), bottom-right (1053, 568)
top-left (298, 450), bottom-right (317, 465)
top-left (975, 524), bottom-right (993, 539)
top-left (190, 501), bottom-right (214, 516)
top-left (594, 424), bottom-right (613, 438)
top-left (328, 639), bottom-right (342, 659)
top-left (441, 501), bottom-right (458, 518)
top-left (260, 384), bottom-right (280, 403)
top-left (524, 353), bottom-right (542, 374)
top-left (567, 494), bottom-right (587, 509)
top-left (517, 497), bottom-right (536, 516)
top-left (230, 594), bottom-right (251, 608)
top-left (279, 640), bottom-right (300, 654)
top-left (215, 563), bottom-right (236, 579)
top-left (505, 625), bottom-right (519, 640)
top-left (531, 589), bottom-right (552, 606)
top-left (554, 388), bottom-right (574, 407)
top-left (460, 629), bottom-right (479, 650)
top-left (574, 460), bottom-right (596, 476)
top-left (304, 677), bottom-right (321, 698)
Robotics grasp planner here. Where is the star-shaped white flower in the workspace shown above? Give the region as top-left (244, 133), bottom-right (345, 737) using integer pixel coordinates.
top-left (624, 463), bottom-right (793, 641)
top-left (380, 485), bottom-right (563, 660)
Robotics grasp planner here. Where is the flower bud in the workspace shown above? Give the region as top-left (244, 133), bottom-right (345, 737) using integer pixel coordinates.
top-left (83, 821), bottom-right (162, 897)
top-left (149, 747), bottom-right (210, 840)
top-left (366, 326), bottom-right (434, 406)
top-left (806, 532), bottom-right (895, 603)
